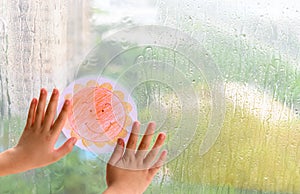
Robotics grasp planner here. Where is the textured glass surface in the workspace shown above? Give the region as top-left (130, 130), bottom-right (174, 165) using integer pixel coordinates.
top-left (0, 0), bottom-right (299, 193)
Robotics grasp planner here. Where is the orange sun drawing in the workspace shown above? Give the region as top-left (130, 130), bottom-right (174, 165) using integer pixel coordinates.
top-left (58, 77), bottom-right (137, 154)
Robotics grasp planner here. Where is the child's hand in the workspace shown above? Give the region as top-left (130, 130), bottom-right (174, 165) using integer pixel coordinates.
top-left (0, 88), bottom-right (77, 176)
top-left (104, 121), bottom-right (167, 194)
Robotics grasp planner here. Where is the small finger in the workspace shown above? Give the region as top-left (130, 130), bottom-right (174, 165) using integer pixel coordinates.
top-left (135, 122), bottom-right (155, 159)
top-left (53, 137), bottom-right (77, 161)
top-left (108, 138), bottom-right (125, 165)
top-left (34, 88), bottom-right (47, 127)
top-left (51, 99), bottom-right (71, 137)
top-left (43, 88), bottom-right (59, 130)
top-left (25, 98), bottom-right (37, 128)
top-left (123, 121), bottom-right (140, 159)
top-left (148, 150), bottom-right (167, 177)
top-left (143, 132), bottom-right (166, 166)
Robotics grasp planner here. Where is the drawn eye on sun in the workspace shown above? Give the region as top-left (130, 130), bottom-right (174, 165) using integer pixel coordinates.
top-left (58, 76), bottom-right (137, 154)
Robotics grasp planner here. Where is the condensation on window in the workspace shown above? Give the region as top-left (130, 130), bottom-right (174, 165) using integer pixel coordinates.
top-left (155, 0), bottom-right (300, 193)
top-left (0, 0), bottom-right (299, 193)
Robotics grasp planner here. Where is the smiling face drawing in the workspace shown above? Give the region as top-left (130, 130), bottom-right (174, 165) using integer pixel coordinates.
top-left (59, 77), bottom-right (136, 153)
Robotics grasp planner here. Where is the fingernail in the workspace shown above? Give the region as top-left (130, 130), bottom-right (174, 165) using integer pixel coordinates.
top-left (32, 98), bottom-right (37, 104)
top-left (134, 121), bottom-right (140, 126)
top-left (162, 150), bottom-right (168, 156)
top-left (149, 121), bottom-right (156, 126)
top-left (117, 138), bottom-right (123, 146)
top-left (71, 137), bottom-right (77, 145)
top-left (159, 133), bottom-right (166, 140)
top-left (41, 88), bottom-right (46, 94)
top-left (64, 99), bottom-right (70, 106)
top-left (52, 88), bottom-right (58, 95)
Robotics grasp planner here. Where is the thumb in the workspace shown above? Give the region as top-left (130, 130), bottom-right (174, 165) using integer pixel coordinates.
top-left (54, 137), bottom-right (77, 161)
top-left (149, 150), bottom-right (167, 177)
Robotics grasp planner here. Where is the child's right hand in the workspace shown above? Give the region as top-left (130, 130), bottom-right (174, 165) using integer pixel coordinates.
top-left (103, 121), bottom-right (167, 194)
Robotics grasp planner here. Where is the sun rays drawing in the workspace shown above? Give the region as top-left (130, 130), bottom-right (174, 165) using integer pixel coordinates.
top-left (58, 77), bottom-right (137, 154)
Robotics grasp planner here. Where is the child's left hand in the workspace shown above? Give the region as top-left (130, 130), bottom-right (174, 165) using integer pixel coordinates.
top-left (0, 88), bottom-right (77, 176)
